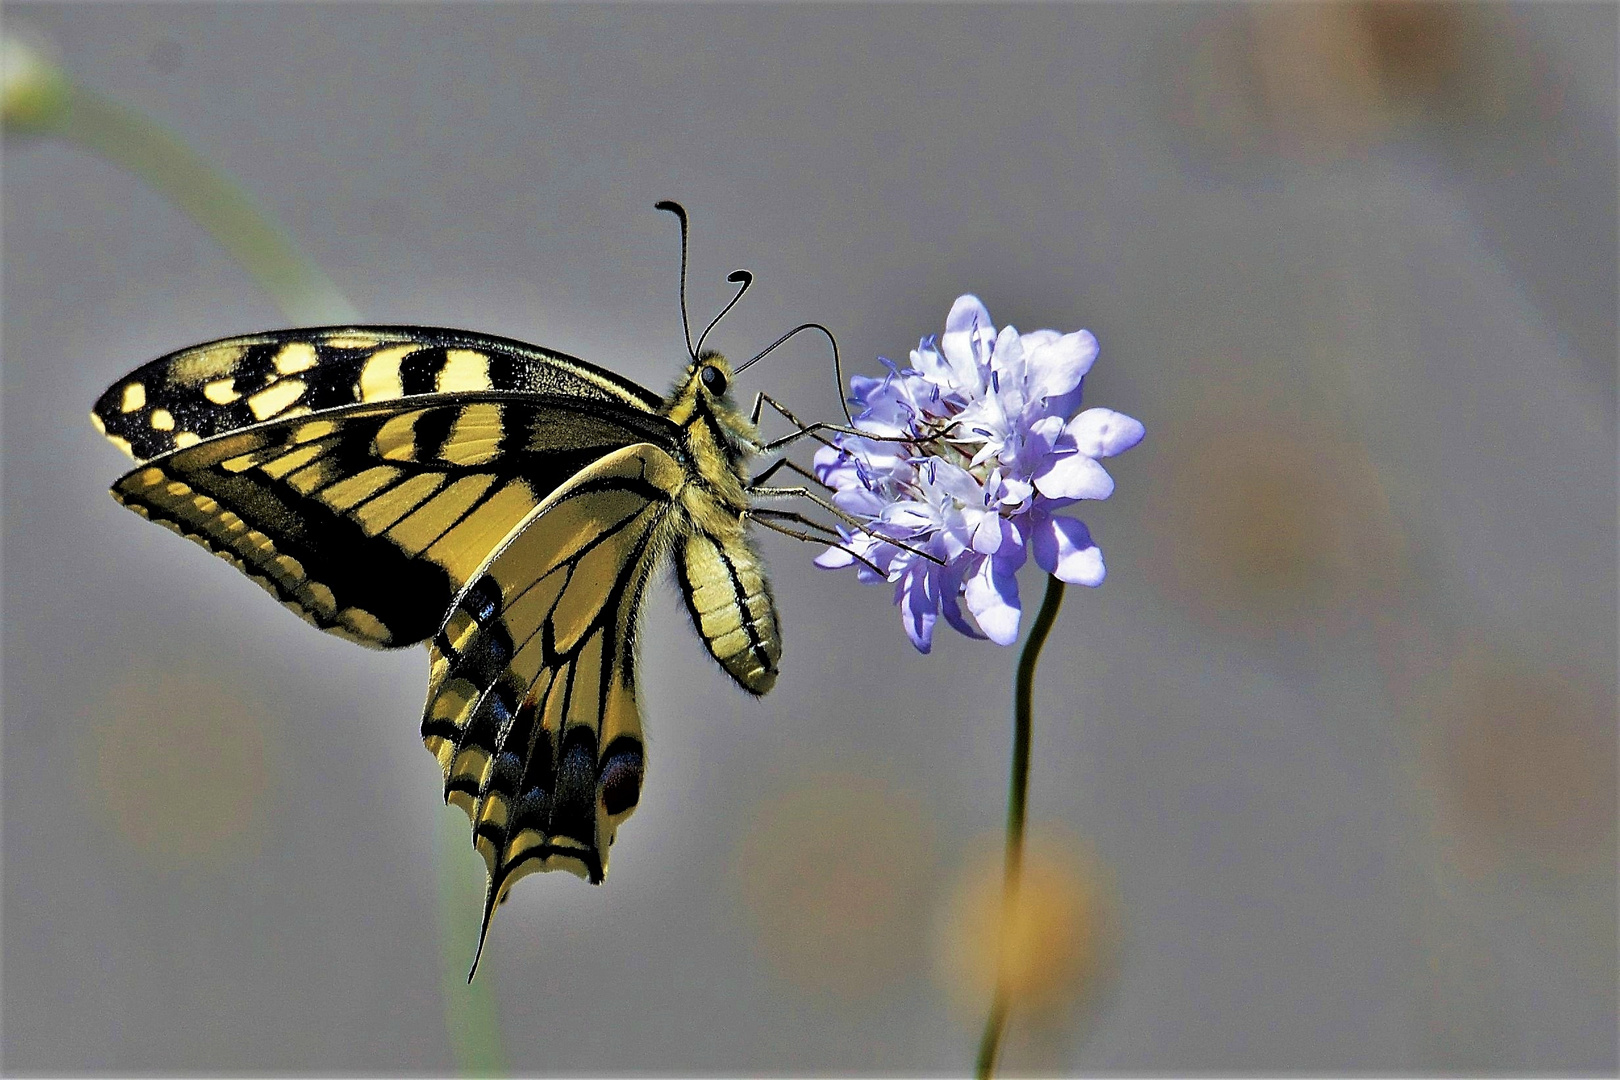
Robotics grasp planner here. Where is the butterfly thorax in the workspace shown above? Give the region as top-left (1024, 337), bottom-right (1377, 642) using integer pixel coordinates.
top-left (658, 351), bottom-right (758, 515)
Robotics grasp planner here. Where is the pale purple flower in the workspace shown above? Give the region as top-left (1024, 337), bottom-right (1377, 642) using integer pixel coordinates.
top-left (814, 295), bottom-right (1143, 652)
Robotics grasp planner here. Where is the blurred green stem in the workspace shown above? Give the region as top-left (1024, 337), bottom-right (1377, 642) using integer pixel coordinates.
top-left (48, 80), bottom-right (357, 324)
top-left (439, 809), bottom-right (510, 1076)
top-left (13, 51), bottom-right (505, 1074)
top-left (975, 574), bottom-right (1065, 1080)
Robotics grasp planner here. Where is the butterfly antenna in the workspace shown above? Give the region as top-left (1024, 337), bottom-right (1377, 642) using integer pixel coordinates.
top-left (655, 200), bottom-right (696, 360)
top-left (735, 322), bottom-right (855, 426)
top-left (466, 879), bottom-right (501, 983)
top-left (694, 270), bottom-right (754, 357)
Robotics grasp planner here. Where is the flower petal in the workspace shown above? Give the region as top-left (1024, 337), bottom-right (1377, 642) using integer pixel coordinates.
top-left (998, 518), bottom-right (1028, 565)
top-left (848, 373), bottom-right (887, 409)
top-left (988, 325), bottom-right (1028, 412)
top-left (1033, 453), bottom-right (1115, 500)
top-left (941, 295), bottom-right (995, 389)
top-left (1026, 329), bottom-right (1097, 401)
top-left (1032, 516), bottom-right (1106, 586)
top-left (909, 337), bottom-right (953, 388)
top-left (1002, 477), bottom-right (1035, 506)
top-left (941, 583), bottom-right (988, 639)
top-left (964, 556), bottom-right (1022, 645)
top-left (1026, 414), bottom-right (1065, 456)
top-left (897, 567), bottom-right (940, 653)
top-left (969, 510), bottom-right (1004, 555)
top-left (815, 545), bottom-right (856, 569)
top-left (1066, 408), bottom-right (1145, 458)
top-left (833, 485), bottom-right (888, 518)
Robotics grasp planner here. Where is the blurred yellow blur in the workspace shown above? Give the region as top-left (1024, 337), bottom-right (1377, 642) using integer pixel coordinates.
top-left (1169, 3), bottom-right (1514, 166)
top-left (733, 771), bottom-right (937, 1000)
top-left (1144, 388), bottom-right (1406, 642)
top-left (934, 832), bottom-right (1120, 1047)
top-left (1417, 642), bottom-right (1615, 877)
top-left (82, 660), bottom-right (276, 866)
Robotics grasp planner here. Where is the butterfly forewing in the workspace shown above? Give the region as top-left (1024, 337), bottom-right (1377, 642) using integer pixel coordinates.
top-left (91, 326), bottom-right (663, 463)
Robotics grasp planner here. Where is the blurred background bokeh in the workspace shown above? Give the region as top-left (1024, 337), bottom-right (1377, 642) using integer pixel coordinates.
top-left (3, 3), bottom-right (1614, 1073)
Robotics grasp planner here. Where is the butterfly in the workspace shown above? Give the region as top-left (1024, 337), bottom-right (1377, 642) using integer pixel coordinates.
top-left (89, 202), bottom-right (866, 977)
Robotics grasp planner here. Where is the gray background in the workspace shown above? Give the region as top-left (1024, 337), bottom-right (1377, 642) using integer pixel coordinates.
top-left (4, 3), bottom-right (1616, 1074)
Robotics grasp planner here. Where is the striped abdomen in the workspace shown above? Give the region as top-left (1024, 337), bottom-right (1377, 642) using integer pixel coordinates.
top-left (675, 529), bottom-right (780, 695)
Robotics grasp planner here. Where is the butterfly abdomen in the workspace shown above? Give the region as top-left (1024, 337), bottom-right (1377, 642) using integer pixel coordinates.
top-left (675, 528), bottom-right (780, 696)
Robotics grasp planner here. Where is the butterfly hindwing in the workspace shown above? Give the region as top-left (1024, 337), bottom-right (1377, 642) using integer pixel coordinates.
top-left (423, 442), bottom-right (688, 919)
top-left (111, 394), bottom-right (681, 648)
top-left (91, 326), bottom-right (665, 463)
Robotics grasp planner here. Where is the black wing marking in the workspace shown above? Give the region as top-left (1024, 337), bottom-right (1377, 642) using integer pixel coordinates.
top-left (91, 325), bottom-right (666, 462)
top-left (111, 394), bottom-right (682, 648)
top-left (421, 443), bottom-right (689, 975)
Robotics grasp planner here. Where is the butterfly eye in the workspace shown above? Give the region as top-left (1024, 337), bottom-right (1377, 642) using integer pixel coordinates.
top-left (700, 364), bottom-right (727, 395)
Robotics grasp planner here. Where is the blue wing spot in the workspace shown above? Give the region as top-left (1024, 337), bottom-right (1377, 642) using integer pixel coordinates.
top-left (598, 736), bottom-right (645, 816)
top-left (551, 726), bottom-right (599, 847)
top-left (453, 624), bottom-right (513, 691)
top-left (462, 576), bottom-right (502, 625)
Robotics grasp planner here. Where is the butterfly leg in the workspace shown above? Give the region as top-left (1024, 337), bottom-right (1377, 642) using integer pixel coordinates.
top-left (749, 455), bottom-right (833, 492)
top-left (748, 505), bottom-right (842, 540)
top-left (746, 392), bottom-right (835, 454)
top-left (748, 392), bottom-right (949, 454)
top-left (746, 402), bottom-right (942, 566)
top-left (749, 483), bottom-right (873, 536)
top-left (749, 483), bottom-right (944, 566)
top-left (746, 508), bottom-right (887, 576)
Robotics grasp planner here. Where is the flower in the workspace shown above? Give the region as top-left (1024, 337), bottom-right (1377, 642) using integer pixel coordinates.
top-left (815, 295), bottom-right (1143, 651)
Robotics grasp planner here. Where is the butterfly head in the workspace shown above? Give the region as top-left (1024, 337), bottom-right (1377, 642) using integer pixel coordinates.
top-left (662, 350), bottom-right (761, 478)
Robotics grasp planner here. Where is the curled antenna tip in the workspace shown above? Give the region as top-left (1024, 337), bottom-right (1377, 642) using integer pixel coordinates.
top-left (658, 200), bottom-right (696, 358)
top-left (695, 268), bottom-right (755, 358)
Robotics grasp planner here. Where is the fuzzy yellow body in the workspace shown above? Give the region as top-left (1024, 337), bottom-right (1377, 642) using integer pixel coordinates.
top-left (661, 352), bottom-right (782, 695)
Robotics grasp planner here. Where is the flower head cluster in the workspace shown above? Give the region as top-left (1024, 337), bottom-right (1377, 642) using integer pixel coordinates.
top-left (814, 295), bottom-right (1143, 652)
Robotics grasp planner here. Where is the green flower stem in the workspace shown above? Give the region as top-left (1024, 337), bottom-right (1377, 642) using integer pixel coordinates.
top-left (13, 53), bottom-right (504, 1073)
top-left (438, 809), bottom-right (511, 1076)
top-left (975, 573), bottom-right (1066, 1079)
top-left (51, 82), bottom-right (358, 325)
